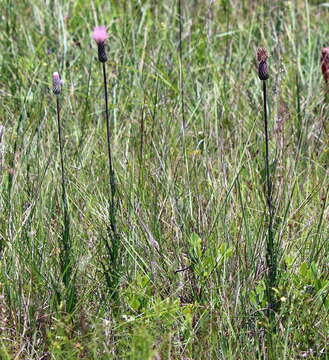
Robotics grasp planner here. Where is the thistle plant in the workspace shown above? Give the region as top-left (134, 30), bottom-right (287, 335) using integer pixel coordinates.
top-left (53, 72), bottom-right (76, 312)
top-left (257, 48), bottom-right (277, 321)
top-left (92, 26), bottom-right (119, 297)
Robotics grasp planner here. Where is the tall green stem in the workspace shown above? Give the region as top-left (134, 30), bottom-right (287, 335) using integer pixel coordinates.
top-left (56, 96), bottom-right (75, 312)
top-left (263, 80), bottom-right (276, 319)
top-left (102, 62), bottom-right (116, 238)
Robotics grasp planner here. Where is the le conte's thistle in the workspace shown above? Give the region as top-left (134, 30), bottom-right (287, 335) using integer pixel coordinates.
top-left (92, 25), bottom-right (115, 201)
top-left (257, 47), bottom-right (277, 324)
top-left (92, 25), bottom-right (115, 207)
top-left (321, 47), bottom-right (329, 84)
top-left (93, 25), bottom-right (120, 299)
top-left (92, 26), bottom-right (108, 63)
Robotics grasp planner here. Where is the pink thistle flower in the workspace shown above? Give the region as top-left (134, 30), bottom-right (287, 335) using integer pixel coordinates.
top-left (92, 26), bottom-right (108, 62)
top-left (321, 47), bottom-right (329, 84)
top-left (93, 26), bottom-right (108, 63)
top-left (92, 26), bottom-right (108, 44)
top-left (52, 72), bottom-right (64, 95)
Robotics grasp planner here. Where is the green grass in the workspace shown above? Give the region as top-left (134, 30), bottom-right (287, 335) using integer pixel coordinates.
top-left (0, 0), bottom-right (329, 358)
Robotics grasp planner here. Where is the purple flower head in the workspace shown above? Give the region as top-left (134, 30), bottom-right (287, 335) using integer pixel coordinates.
top-left (92, 26), bottom-right (108, 44)
top-left (92, 26), bottom-right (108, 62)
top-left (52, 72), bottom-right (64, 95)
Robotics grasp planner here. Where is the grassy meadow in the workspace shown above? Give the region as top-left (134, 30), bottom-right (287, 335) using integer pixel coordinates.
top-left (0, 0), bottom-right (329, 358)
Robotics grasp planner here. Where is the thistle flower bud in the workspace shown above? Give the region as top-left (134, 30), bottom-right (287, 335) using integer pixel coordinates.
top-left (258, 60), bottom-right (269, 81)
top-left (321, 47), bottom-right (329, 84)
top-left (92, 26), bottom-right (108, 63)
top-left (97, 42), bottom-right (107, 63)
top-left (257, 47), bottom-right (269, 81)
top-left (52, 72), bottom-right (64, 95)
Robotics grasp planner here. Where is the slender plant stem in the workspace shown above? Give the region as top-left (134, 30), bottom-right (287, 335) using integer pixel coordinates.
top-left (178, 0), bottom-right (185, 131)
top-left (102, 62), bottom-right (114, 189)
top-left (56, 95), bottom-right (76, 313)
top-left (263, 80), bottom-right (276, 319)
top-left (7, 107), bottom-right (25, 241)
top-left (296, 71), bottom-right (302, 151)
top-left (101, 60), bottom-right (121, 306)
top-left (102, 61), bottom-right (120, 285)
top-left (56, 97), bottom-right (71, 282)
top-left (223, 0), bottom-right (230, 93)
top-left (56, 98), bottom-right (68, 224)
top-left (102, 62), bottom-right (117, 236)
top-left (177, 0), bottom-right (193, 219)
top-left (138, 95), bottom-right (145, 186)
top-left (0, 126), bottom-right (4, 173)
top-left (140, 96), bottom-right (145, 165)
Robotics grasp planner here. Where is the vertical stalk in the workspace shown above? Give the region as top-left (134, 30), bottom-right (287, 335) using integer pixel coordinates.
top-left (177, 0), bottom-right (193, 218)
top-left (178, 0), bottom-right (186, 130)
top-left (139, 96), bottom-right (145, 186)
top-left (296, 71), bottom-right (302, 151)
top-left (140, 96), bottom-right (145, 165)
top-left (56, 95), bottom-right (75, 312)
top-left (102, 61), bottom-right (120, 281)
top-left (223, 0), bottom-right (230, 93)
top-left (102, 62), bottom-right (117, 237)
top-left (56, 97), bottom-right (69, 234)
top-left (263, 80), bottom-right (276, 320)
